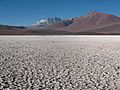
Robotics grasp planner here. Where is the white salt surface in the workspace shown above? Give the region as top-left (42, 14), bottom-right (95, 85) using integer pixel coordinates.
top-left (0, 35), bottom-right (120, 90)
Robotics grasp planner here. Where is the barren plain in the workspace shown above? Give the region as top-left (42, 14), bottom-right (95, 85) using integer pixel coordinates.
top-left (0, 36), bottom-right (120, 90)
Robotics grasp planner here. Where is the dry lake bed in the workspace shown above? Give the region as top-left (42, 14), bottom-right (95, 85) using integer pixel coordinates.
top-left (1, 36), bottom-right (120, 90)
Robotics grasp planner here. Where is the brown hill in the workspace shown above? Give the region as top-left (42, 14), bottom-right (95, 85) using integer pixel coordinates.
top-left (0, 25), bottom-right (72, 35)
top-left (1, 11), bottom-right (120, 35)
top-left (59, 11), bottom-right (120, 32)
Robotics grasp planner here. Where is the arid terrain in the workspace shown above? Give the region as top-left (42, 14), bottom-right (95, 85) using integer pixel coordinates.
top-left (1, 12), bottom-right (120, 35)
top-left (0, 36), bottom-right (120, 90)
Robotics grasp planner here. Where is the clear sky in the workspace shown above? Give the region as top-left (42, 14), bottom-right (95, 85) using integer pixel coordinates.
top-left (0, 0), bottom-right (120, 26)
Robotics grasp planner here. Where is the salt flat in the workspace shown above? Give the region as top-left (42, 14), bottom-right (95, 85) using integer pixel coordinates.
top-left (1, 35), bottom-right (120, 41)
top-left (0, 36), bottom-right (120, 90)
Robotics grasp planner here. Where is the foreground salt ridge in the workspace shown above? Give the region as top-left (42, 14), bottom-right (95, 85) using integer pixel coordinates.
top-left (0, 37), bottom-right (120, 89)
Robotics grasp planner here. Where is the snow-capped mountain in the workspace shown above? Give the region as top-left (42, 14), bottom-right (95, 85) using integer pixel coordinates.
top-left (2, 11), bottom-right (120, 35)
top-left (32, 17), bottom-right (73, 29)
top-left (35, 17), bottom-right (63, 25)
top-left (25, 11), bottom-right (120, 34)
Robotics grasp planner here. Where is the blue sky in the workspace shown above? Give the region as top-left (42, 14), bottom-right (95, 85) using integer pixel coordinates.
top-left (0, 0), bottom-right (120, 26)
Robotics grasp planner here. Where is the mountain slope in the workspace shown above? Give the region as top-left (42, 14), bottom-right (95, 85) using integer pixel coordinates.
top-left (31, 11), bottom-right (120, 34)
top-left (0, 24), bottom-right (73, 35)
top-left (1, 11), bottom-right (120, 35)
top-left (59, 11), bottom-right (120, 32)
top-left (0, 25), bottom-right (27, 35)
top-left (31, 17), bottom-right (73, 30)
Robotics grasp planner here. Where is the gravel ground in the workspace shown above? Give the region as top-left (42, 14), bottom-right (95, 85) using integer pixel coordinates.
top-left (0, 36), bottom-right (120, 90)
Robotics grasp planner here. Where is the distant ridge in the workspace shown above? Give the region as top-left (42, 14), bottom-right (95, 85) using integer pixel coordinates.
top-left (1, 11), bottom-right (120, 35)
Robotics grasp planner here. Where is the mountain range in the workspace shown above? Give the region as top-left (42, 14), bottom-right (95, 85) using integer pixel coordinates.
top-left (1, 11), bottom-right (120, 35)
